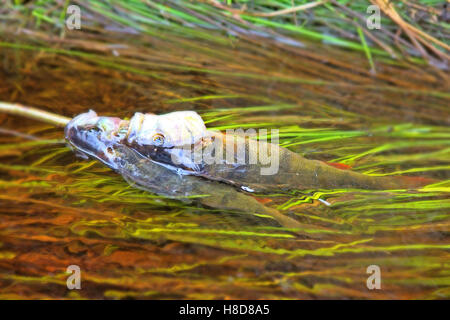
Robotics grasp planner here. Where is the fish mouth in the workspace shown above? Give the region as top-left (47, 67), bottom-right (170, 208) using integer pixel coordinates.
top-left (64, 111), bottom-right (127, 169)
top-left (65, 110), bottom-right (98, 149)
top-left (65, 110), bottom-right (125, 134)
top-left (64, 110), bottom-right (126, 140)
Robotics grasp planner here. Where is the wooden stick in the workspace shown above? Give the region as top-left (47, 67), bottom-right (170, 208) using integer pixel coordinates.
top-left (0, 101), bottom-right (71, 127)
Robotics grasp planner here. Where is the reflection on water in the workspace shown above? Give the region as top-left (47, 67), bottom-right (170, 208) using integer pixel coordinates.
top-left (0, 24), bottom-right (449, 299)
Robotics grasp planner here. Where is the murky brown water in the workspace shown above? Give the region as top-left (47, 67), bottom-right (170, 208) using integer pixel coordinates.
top-left (0, 21), bottom-right (449, 299)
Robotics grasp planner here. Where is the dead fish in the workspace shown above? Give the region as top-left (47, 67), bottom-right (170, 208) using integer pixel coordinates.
top-left (113, 110), bottom-right (432, 193)
top-left (64, 110), bottom-right (312, 232)
top-left (0, 101), bottom-right (432, 233)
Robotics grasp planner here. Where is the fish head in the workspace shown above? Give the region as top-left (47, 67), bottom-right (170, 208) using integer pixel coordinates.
top-left (64, 110), bottom-right (129, 169)
top-left (125, 111), bottom-right (208, 171)
top-left (65, 110), bottom-right (209, 172)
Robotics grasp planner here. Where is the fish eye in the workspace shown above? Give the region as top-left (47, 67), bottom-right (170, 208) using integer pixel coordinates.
top-left (152, 133), bottom-right (165, 146)
top-left (83, 125), bottom-right (100, 133)
top-left (88, 127), bottom-right (101, 133)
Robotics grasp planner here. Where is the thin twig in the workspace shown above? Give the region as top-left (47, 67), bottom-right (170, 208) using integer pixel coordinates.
top-left (0, 102), bottom-right (71, 127)
top-left (250, 0), bottom-right (327, 17)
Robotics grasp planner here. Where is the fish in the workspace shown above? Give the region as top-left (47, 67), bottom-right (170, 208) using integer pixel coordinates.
top-left (64, 110), bottom-right (312, 232)
top-left (114, 110), bottom-right (432, 193)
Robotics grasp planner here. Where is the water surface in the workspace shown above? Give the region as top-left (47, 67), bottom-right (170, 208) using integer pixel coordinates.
top-left (0, 21), bottom-right (449, 299)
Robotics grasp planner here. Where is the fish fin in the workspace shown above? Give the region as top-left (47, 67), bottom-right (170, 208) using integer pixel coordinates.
top-left (75, 151), bottom-right (89, 160)
top-left (324, 161), bottom-right (352, 170)
top-left (395, 176), bottom-right (437, 189)
top-left (255, 197), bottom-right (272, 204)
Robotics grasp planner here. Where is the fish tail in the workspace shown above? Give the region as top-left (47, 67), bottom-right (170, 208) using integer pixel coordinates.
top-left (390, 175), bottom-right (437, 189)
